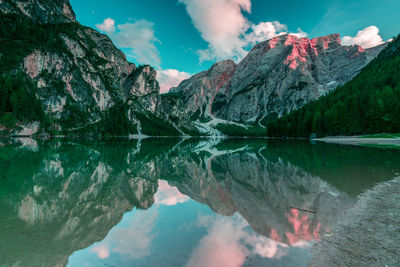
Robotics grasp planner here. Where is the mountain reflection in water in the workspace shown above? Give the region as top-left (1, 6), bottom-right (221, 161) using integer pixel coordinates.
top-left (0, 138), bottom-right (399, 267)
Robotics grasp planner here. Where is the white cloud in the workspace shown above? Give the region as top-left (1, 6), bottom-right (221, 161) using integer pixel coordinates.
top-left (244, 21), bottom-right (288, 46)
top-left (157, 69), bottom-right (191, 94)
top-left (179, 0), bottom-right (306, 62)
top-left (180, 0), bottom-right (252, 62)
top-left (342, 26), bottom-right (384, 49)
top-left (95, 18), bottom-right (116, 33)
top-left (96, 18), bottom-right (161, 68)
top-left (154, 180), bottom-right (190, 204)
top-left (290, 28), bottom-right (308, 39)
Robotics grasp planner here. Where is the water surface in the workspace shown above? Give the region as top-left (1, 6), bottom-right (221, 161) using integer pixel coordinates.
top-left (0, 138), bottom-right (399, 267)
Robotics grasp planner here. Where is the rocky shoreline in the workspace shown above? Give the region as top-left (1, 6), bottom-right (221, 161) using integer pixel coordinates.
top-left (309, 177), bottom-right (400, 266)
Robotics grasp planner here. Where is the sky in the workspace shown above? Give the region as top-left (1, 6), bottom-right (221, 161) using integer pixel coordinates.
top-left (69, 0), bottom-right (400, 93)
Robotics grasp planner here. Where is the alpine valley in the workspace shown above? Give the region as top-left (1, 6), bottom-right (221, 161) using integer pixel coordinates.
top-left (1, 1), bottom-right (400, 267)
top-left (0, 0), bottom-right (398, 138)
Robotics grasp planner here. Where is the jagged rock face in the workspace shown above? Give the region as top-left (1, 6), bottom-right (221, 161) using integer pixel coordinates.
top-left (1, 0), bottom-right (166, 132)
top-left (216, 34), bottom-right (385, 122)
top-left (0, 0), bottom-right (76, 24)
top-left (171, 34), bottom-right (385, 124)
top-left (167, 60), bottom-right (237, 119)
top-left (125, 66), bottom-right (162, 114)
top-left (22, 28), bottom-right (136, 127)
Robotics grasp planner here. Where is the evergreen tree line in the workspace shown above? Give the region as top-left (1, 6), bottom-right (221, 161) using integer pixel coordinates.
top-left (100, 102), bottom-right (137, 136)
top-left (267, 35), bottom-right (400, 138)
top-left (0, 14), bottom-right (80, 72)
top-left (0, 73), bottom-right (48, 128)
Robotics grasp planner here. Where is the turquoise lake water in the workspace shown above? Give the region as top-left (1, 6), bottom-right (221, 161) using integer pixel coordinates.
top-left (1, 138), bottom-right (399, 267)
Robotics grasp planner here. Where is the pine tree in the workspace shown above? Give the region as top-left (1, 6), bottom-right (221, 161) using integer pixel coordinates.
top-left (268, 34), bottom-right (400, 137)
top-left (312, 111), bottom-right (322, 136)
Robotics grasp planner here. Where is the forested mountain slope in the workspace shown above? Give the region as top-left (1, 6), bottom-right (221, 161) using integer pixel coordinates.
top-left (166, 34), bottom-right (385, 127)
top-left (0, 0), bottom-right (183, 136)
top-left (267, 35), bottom-right (400, 138)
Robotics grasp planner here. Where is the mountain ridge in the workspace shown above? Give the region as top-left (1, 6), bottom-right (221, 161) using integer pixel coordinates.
top-left (0, 0), bottom-right (190, 136)
top-left (267, 34), bottom-right (400, 137)
top-left (0, 0), bottom-right (393, 137)
top-left (167, 33), bottom-right (386, 129)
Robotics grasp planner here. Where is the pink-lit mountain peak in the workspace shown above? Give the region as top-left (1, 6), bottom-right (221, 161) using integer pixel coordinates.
top-left (170, 30), bottom-right (385, 124)
top-left (257, 33), bottom-right (346, 70)
top-left (263, 33), bottom-right (342, 50)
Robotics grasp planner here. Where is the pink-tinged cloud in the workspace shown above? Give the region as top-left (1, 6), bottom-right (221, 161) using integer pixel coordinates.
top-left (188, 214), bottom-right (293, 267)
top-left (91, 244), bottom-right (110, 259)
top-left (157, 69), bottom-right (191, 94)
top-left (154, 180), bottom-right (190, 205)
top-left (95, 18), bottom-right (116, 33)
top-left (180, 0), bottom-right (307, 62)
top-left (342, 26), bottom-right (384, 48)
top-left (180, 0), bottom-right (252, 61)
top-left (187, 215), bottom-right (249, 267)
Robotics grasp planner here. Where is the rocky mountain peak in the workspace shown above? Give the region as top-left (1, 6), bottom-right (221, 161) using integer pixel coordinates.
top-left (258, 33), bottom-right (342, 50)
top-left (205, 60), bottom-right (236, 90)
top-left (167, 32), bottom-right (386, 125)
top-left (310, 33), bottom-right (342, 49)
top-left (0, 0), bottom-right (77, 24)
top-left (249, 33), bottom-right (344, 70)
top-left (125, 65), bottom-right (160, 98)
top-left (162, 59), bottom-right (237, 122)
top-left (0, 0), bottom-right (184, 136)
top-left (207, 60), bottom-right (236, 74)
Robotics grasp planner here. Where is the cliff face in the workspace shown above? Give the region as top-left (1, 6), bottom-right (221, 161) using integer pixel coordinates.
top-left (169, 34), bottom-right (386, 125)
top-left (167, 60), bottom-right (237, 120)
top-left (0, 0), bottom-right (176, 135)
top-left (0, 0), bottom-right (76, 24)
top-left (22, 28), bottom-right (134, 125)
top-left (0, 0), bottom-right (389, 136)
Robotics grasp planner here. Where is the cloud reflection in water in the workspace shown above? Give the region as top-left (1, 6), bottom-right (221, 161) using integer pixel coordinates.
top-left (90, 209), bottom-right (158, 260)
top-left (187, 212), bottom-right (311, 267)
top-left (155, 180), bottom-right (190, 206)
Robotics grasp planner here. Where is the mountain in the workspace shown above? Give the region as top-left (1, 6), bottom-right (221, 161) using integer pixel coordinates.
top-left (165, 34), bottom-right (385, 129)
top-left (0, 0), bottom-right (77, 24)
top-left (0, 0), bottom-right (391, 137)
top-left (0, 0), bottom-right (184, 136)
top-left (267, 35), bottom-right (400, 138)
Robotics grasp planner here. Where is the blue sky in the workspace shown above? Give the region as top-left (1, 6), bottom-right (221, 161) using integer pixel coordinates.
top-left (70, 0), bottom-right (400, 92)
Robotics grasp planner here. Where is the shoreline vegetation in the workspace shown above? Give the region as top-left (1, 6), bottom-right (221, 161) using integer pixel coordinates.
top-left (268, 35), bottom-right (400, 139)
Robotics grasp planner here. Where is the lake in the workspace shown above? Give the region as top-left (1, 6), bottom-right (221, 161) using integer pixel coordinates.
top-left (0, 138), bottom-right (399, 267)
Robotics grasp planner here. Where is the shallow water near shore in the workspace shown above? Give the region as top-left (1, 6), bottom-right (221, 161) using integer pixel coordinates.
top-left (0, 138), bottom-right (399, 267)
